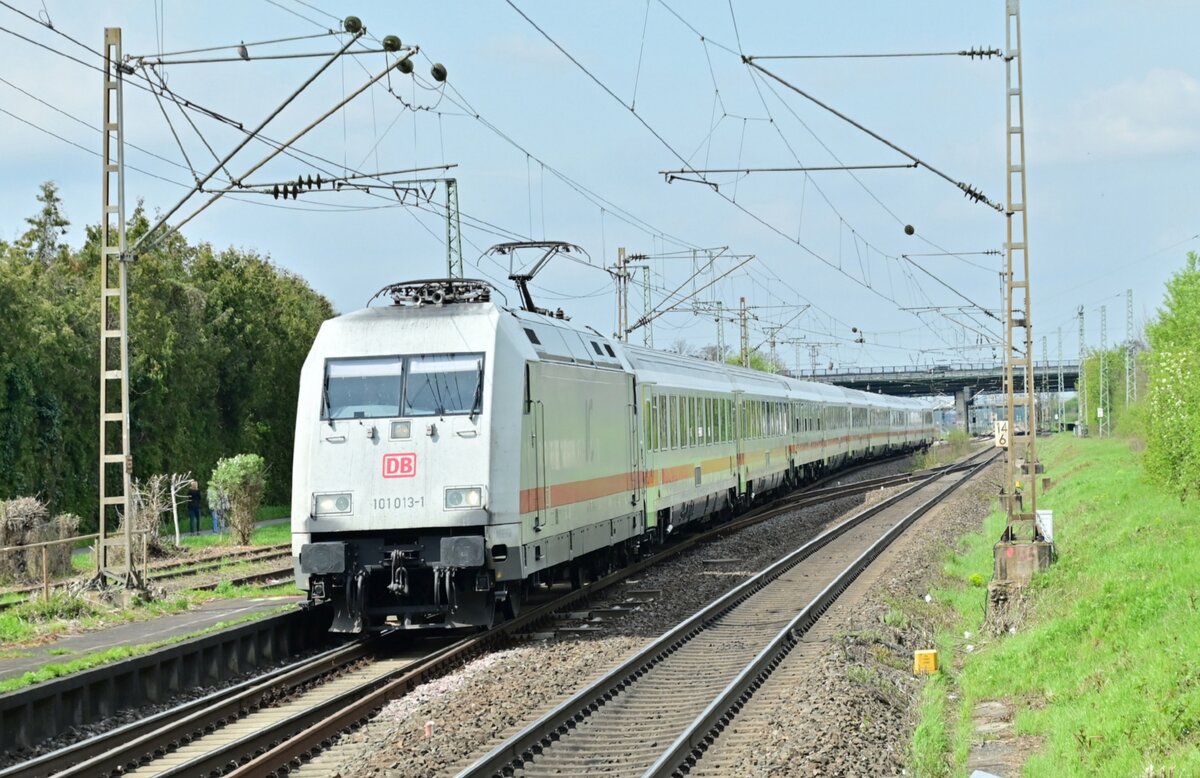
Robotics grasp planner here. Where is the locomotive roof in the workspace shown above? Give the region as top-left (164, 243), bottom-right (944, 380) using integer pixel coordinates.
top-left (331, 299), bottom-right (929, 412)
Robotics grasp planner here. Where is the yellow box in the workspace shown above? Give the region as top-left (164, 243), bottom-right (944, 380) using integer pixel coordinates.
top-left (913, 649), bottom-right (939, 675)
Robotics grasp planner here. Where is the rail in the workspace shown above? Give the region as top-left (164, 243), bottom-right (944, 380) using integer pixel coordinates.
top-left (0, 542), bottom-right (291, 609)
top-left (457, 448), bottom-right (995, 776)
top-left (7, 448), bottom-right (979, 776)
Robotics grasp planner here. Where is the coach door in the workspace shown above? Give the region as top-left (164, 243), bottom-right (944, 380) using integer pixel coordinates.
top-left (629, 376), bottom-right (642, 506)
top-left (733, 391), bottom-right (745, 497)
top-left (525, 363), bottom-right (548, 532)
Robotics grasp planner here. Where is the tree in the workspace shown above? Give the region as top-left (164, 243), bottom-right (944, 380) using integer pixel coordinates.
top-left (18, 182), bottom-right (70, 266)
top-left (665, 339), bottom-right (697, 357)
top-left (0, 184), bottom-right (332, 531)
top-left (168, 473), bottom-right (193, 546)
top-left (727, 349), bottom-right (785, 374)
top-left (697, 343), bottom-right (731, 363)
top-left (210, 454), bottom-right (267, 544)
top-left (1143, 251), bottom-right (1200, 500)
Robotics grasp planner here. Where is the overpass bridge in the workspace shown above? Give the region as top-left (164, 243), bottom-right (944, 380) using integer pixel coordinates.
top-left (792, 360), bottom-right (1080, 397)
top-left (791, 361), bottom-right (1081, 432)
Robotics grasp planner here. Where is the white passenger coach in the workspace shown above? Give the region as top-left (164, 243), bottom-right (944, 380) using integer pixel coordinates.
top-left (292, 279), bottom-right (934, 631)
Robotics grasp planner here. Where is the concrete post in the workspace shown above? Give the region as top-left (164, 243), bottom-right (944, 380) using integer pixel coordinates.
top-left (954, 386), bottom-right (970, 434)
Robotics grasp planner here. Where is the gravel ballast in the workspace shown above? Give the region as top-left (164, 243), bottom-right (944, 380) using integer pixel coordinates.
top-left (295, 454), bottom-right (985, 778)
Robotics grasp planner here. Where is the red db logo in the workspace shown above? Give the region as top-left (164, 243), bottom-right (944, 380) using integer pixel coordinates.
top-left (382, 453), bottom-right (417, 479)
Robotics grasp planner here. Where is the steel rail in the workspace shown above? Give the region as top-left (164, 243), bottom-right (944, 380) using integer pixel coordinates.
top-left (0, 631), bottom-right (369, 778)
top-left (222, 451), bottom-right (969, 777)
top-left (0, 544), bottom-right (292, 610)
top-left (456, 449), bottom-right (994, 777)
top-left (646, 453), bottom-right (997, 777)
top-left (7, 448), bottom-right (973, 777)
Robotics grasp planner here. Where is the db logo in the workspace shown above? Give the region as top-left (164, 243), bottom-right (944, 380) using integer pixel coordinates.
top-left (382, 453), bottom-right (417, 479)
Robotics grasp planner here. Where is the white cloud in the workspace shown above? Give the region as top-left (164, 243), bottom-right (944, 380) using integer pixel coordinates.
top-left (1035, 68), bottom-right (1200, 163)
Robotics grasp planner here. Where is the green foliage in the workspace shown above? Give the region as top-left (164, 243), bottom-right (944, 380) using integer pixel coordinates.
top-left (913, 429), bottom-right (973, 471)
top-left (0, 593), bottom-right (104, 643)
top-left (177, 519), bottom-right (290, 549)
top-left (910, 673), bottom-right (951, 776)
top-left (0, 184), bottom-right (333, 530)
top-left (0, 604), bottom-right (292, 693)
top-left (210, 454), bottom-right (267, 544)
top-left (910, 436), bottom-right (1200, 775)
top-left (725, 349), bottom-right (786, 374)
top-left (1079, 345), bottom-right (1135, 432)
top-left (1143, 252), bottom-right (1200, 500)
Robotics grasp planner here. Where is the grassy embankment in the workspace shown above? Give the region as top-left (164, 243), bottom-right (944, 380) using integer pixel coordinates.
top-left (0, 594), bottom-right (296, 694)
top-left (912, 428), bottom-right (975, 471)
top-left (909, 434), bottom-right (1200, 776)
top-left (0, 580), bottom-right (299, 648)
top-left (0, 507), bottom-right (297, 648)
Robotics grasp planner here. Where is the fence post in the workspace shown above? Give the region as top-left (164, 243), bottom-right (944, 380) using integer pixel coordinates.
top-left (42, 545), bottom-right (49, 601)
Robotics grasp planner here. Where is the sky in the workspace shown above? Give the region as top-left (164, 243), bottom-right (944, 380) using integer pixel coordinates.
top-left (1, 0), bottom-right (1197, 373)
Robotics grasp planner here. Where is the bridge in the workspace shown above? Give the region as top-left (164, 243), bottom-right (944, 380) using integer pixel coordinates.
top-left (790, 361), bottom-right (1081, 433)
top-left (791, 361), bottom-right (1080, 397)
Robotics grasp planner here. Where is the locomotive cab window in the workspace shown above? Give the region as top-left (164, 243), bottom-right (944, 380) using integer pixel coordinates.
top-left (403, 354), bottom-right (485, 417)
top-left (323, 356), bottom-right (404, 420)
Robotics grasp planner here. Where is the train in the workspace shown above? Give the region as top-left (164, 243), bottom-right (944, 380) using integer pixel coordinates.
top-left (291, 277), bottom-right (936, 632)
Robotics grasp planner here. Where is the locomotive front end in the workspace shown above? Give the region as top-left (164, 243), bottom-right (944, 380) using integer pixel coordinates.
top-left (291, 282), bottom-right (512, 632)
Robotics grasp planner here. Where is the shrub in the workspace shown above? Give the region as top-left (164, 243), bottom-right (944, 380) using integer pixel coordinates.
top-left (0, 498), bottom-right (79, 583)
top-left (210, 455), bottom-right (267, 544)
top-left (1143, 252), bottom-right (1200, 500)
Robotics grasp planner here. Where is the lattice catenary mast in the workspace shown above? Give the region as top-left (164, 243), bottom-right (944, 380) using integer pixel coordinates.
top-left (1000, 0), bottom-right (1042, 542)
top-left (97, 28), bottom-right (141, 589)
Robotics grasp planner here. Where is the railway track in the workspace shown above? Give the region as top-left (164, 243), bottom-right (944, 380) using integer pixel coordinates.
top-left (457, 450), bottom-right (996, 777)
top-left (3, 450), bottom-right (983, 778)
top-left (0, 544), bottom-right (291, 610)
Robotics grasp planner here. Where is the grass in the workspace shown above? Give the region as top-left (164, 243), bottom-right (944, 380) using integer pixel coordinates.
top-left (186, 581), bottom-right (299, 599)
top-left (908, 434), bottom-right (1200, 776)
top-left (913, 429), bottom-right (975, 471)
top-left (0, 604), bottom-right (294, 694)
top-left (175, 518), bottom-right (291, 550)
top-left (0, 576), bottom-right (298, 646)
top-left (256, 504), bottom-right (290, 522)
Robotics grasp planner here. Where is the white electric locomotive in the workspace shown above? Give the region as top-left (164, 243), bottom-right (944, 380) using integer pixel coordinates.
top-left (291, 277), bottom-right (934, 632)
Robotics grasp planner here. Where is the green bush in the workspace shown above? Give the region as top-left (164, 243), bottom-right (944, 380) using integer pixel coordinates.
top-left (1143, 252), bottom-right (1200, 500)
top-left (210, 454), bottom-right (267, 544)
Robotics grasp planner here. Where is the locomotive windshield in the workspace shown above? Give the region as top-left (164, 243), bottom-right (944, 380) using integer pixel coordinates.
top-left (323, 356), bottom-right (404, 420)
top-left (321, 353), bottom-right (484, 420)
top-left (403, 354), bottom-right (484, 417)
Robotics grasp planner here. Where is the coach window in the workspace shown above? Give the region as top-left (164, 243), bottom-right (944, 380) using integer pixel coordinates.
top-left (645, 398), bottom-right (654, 450)
top-left (323, 356), bottom-right (404, 420)
top-left (686, 397), bottom-right (696, 447)
top-left (668, 396), bottom-right (678, 449)
top-left (663, 396), bottom-right (671, 449)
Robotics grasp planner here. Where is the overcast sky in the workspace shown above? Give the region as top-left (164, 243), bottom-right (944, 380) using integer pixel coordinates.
top-left (1, 1), bottom-right (1196, 371)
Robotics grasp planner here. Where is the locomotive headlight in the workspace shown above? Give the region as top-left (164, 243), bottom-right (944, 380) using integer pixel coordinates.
top-left (390, 421), bottom-right (411, 440)
top-left (444, 487), bottom-right (482, 510)
top-left (314, 492), bottom-right (352, 516)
